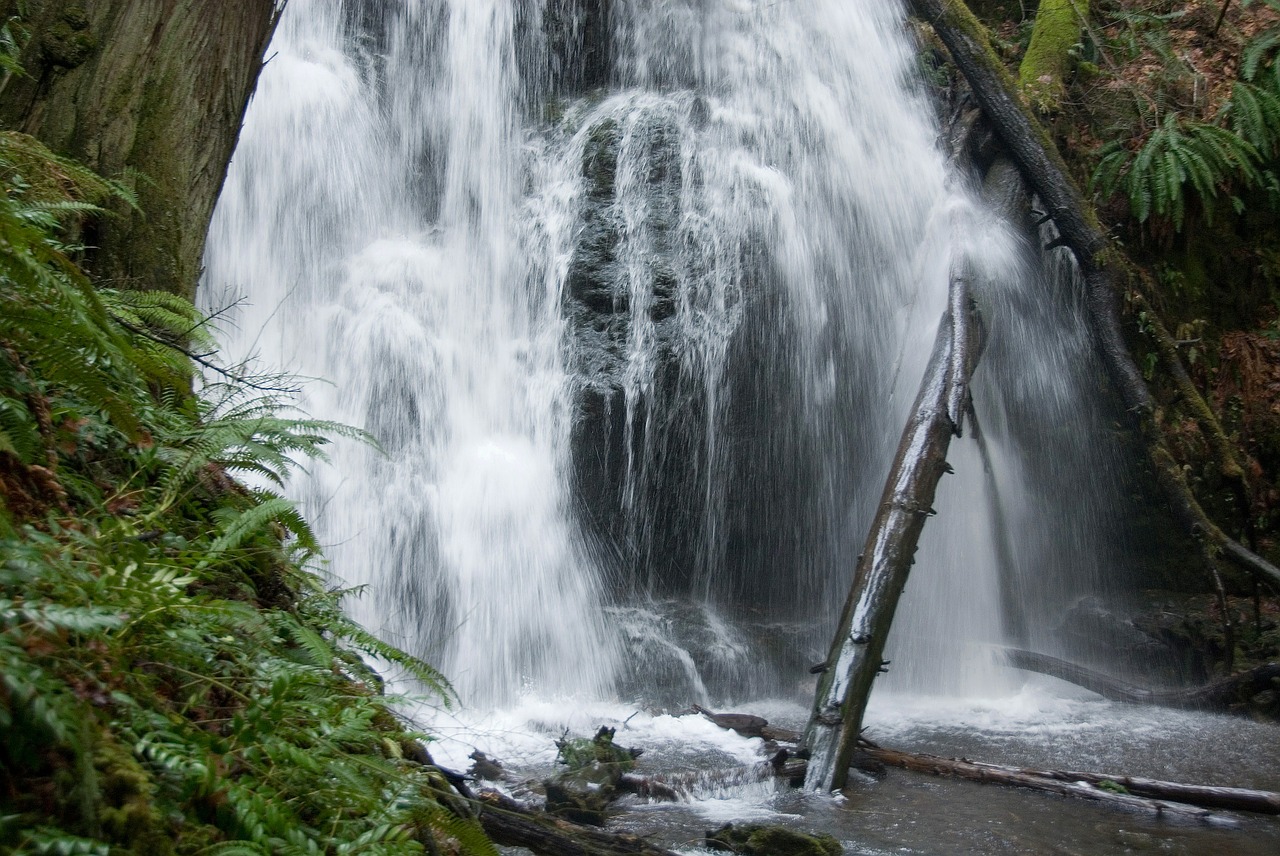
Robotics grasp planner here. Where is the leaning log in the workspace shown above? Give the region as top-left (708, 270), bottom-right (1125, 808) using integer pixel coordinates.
top-left (804, 266), bottom-right (980, 791)
top-left (1003, 647), bottom-right (1280, 711)
top-left (904, 0), bottom-right (1280, 591)
top-left (474, 789), bottom-right (682, 856)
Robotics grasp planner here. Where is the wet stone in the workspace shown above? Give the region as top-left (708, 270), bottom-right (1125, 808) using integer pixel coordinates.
top-left (706, 822), bottom-right (844, 856)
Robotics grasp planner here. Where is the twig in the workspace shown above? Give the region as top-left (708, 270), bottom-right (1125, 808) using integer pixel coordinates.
top-left (111, 314), bottom-right (300, 393)
top-left (1212, 0), bottom-right (1233, 38)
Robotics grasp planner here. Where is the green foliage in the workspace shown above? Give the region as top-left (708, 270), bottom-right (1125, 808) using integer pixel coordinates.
top-left (1091, 0), bottom-right (1280, 232)
top-left (0, 108), bottom-right (487, 856)
top-left (1092, 113), bottom-right (1259, 229)
top-left (555, 727), bottom-right (637, 773)
top-left (1226, 2), bottom-right (1280, 160)
top-left (0, 14), bottom-right (25, 78)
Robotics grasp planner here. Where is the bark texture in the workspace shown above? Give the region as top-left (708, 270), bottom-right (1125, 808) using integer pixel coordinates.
top-left (0, 0), bottom-right (280, 298)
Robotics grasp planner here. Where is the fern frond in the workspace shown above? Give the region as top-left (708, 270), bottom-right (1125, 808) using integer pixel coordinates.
top-left (1243, 28), bottom-right (1280, 82)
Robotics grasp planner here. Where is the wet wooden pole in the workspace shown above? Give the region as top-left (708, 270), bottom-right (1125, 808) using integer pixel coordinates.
top-left (804, 266), bottom-right (980, 791)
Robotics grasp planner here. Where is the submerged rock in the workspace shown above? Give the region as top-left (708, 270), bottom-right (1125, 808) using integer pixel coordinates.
top-left (706, 822), bottom-right (843, 856)
top-left (544, 764), bottom-right (617, 825)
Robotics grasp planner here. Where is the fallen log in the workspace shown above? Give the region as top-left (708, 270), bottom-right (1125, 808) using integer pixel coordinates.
top-left (1002, 647), bottom-right (1280, 711)
top-left (1018, 767), bottom-right (1280, 815)
top-left (474, 789), bottom-right (683, 856)
top-left (859, 747), bottom-right (1235, 824)
top-left (904, 0), bottom-right (1280, 592)
top-left (696, 707), bottom-right (1277, 819)
top-left (804, 265), bottom-right (981, 792)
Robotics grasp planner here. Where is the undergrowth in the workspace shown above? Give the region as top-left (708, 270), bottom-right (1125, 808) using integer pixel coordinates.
top-left (1090, 0), bottom-right (1280, 232)
top-left (0, 87), bottom-right (493, 856)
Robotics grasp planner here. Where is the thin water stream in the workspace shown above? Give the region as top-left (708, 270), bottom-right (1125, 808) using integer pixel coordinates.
top-left (203, 0), bottom-right (1280, 852)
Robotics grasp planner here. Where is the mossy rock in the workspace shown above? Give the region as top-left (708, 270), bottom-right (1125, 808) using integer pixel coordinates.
top-left (555, 726), bottom-right (638, 771)
top-left (706, 822), bottom-right (843, 856)
top-left (94, 737), bottom-right (178, 854)
top-left (544, 764), bottom-right (618, 826)
top-left (42, 7), bottom-right (98, 69)
top-left (583, 117), bottom-right (620, 199)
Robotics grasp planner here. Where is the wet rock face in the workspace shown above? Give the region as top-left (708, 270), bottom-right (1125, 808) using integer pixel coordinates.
top-left (564, 112), bottom-right (683, 389)
top-left (565, 107), bottom-right (712, 595)
top-left (544, 0), bottom-right (612, 94)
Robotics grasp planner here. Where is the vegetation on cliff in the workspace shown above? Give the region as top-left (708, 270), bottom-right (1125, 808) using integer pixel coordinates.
top-left (0, 85), bottom-right (493, 856)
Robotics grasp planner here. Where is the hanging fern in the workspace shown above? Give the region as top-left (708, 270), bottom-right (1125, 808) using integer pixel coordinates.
top-left (1220, 2), bottom-right (1280, 161)
top-left (1226, 80), bottom-right (1280, 157)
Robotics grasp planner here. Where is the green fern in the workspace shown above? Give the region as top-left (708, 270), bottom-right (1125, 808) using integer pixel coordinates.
top-left (0, 82), bottom-right (486, 856)
top-left (1092, 113), bottom-right (1260, 229)
top-left (1221, 3), bottom-right (1280, 161)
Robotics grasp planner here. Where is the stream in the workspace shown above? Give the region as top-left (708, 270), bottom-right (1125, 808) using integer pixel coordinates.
top-left (202, 1), bottom-right (1280, 852)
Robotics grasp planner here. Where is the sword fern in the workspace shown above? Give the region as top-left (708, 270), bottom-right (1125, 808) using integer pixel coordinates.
top-left (0, 107), bottom-right (486, 856)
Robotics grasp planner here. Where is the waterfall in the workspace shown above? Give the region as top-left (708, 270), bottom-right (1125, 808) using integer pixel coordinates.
top-left (204, 0), bottom-right (619, 706)
top-left (204, 0), bottom-right (1140, 711)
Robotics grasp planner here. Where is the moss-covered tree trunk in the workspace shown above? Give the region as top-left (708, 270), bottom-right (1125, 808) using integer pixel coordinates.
top-left (1019, 0), bottom-right (1087, 109)
top-left (0, 0), bottom-right (280, 299)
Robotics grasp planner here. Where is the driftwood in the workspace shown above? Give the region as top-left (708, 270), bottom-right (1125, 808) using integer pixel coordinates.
top-left (474, 789), bottom-right (682, 856)
top-left (696, 707), bottom-right (1277, 821)
top-left (904, 0), bottom-right (1280, 592)
top-left (804, 266), bottom-right (981, 791)
top-left (857, 747), bottom-right (1236, 824)
top-left (1003, 647), bottom-right (1280, 710)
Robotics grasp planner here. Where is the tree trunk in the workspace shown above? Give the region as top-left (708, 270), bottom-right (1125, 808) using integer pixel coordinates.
top-left (804, 266), bottom-right (981, 792)
top-left (1018, 0), bottom-right (1087, 109)
top-left (904, 0), bottom-right (1280, 593)
top-left (1003, 647), bottom-right (1280, 712)
top-left (0, 0), bottom-right (281, 299)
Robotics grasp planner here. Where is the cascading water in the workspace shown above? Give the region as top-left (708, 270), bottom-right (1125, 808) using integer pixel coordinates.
top-left (204, 0), bottom-right (620, 706)
top-left (205, 0), bottom-right (1135, 705)
top-left (203, 2), bottom-right (1280, 851)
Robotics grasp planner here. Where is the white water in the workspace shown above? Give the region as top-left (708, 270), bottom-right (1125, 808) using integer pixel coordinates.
top-left (201, 3), bottom-right (1280, 850)
top-left (205, 0), bottom-right (1138, 728)
top-left (204, 0), bottom-right (620, 706)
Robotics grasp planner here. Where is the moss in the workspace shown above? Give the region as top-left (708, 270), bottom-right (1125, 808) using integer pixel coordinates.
top-left (42, 6), bottom-right (97, 69)
top-left (707, 823), bottom-right (843, 856)
top-left (1018, 0), bottom-right (1086, 110)
top-left (582, 116), bottom-right (619, 198)
top-left (93, 737), bottom-right (177, 855)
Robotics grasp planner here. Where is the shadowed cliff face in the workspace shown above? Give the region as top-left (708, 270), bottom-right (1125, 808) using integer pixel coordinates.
top-left (0, 0), bottom-right (279, 299)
